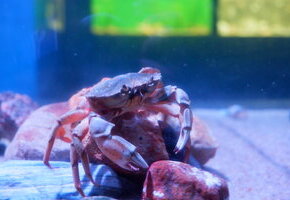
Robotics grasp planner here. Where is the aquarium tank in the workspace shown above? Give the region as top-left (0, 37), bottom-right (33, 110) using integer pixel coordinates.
top-left (0, 0), bottom-right (290, 199)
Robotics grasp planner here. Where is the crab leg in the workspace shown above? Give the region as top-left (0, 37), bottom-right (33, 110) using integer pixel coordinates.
top-left (89, 114), bottom-right (149, 171)
top-left (71, 118), bottom-right (95, 186)
top-left (146, 103), bottom-right (192, 158)
top-left (43, 109), bottom-right (89, 168)
top-left (145, 86), bottom-right (193, 161)
top-left (173, 88), bottom-right (193, 155)
top-left (139, 68), bottom-right (194, 155)
top-left (56, 126), bottom-right (71, 143)
top-left (70, 142), bottom-right (85, 197)
top-left (174, 106), bottom-right (193, 154)
top-left (70, 136), bottom-right (95, 197)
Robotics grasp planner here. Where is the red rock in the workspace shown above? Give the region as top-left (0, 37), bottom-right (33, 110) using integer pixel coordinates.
top-left (4, 102), bottom-right (71, 161)
top-left (114, 112), bottom-right (169, 165)
top-left (142, 160), bottom-right (229, 200)
top-left (85, 111), bottom-right (169, 175)
top-left (160, 114), bottom-right (217, 165)
top-left (4, 98), bottom-right (217, 175)
top-left (191, 115), bottom-right (218, 165)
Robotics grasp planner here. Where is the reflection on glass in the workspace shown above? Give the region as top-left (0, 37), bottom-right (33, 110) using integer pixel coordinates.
top-left (46, 0), bottom-right (65, 31)
top-left (35, 0), bottom-right (65, 32)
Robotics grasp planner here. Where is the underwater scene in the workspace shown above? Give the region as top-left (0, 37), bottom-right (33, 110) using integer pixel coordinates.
top-left (0, 0), bottom-right (290, 199)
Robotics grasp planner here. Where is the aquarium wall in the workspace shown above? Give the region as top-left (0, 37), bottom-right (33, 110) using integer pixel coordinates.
top-left (1, 0), bottom-right (290, 106)
top-left (0, 0), bottom-right (36, 97)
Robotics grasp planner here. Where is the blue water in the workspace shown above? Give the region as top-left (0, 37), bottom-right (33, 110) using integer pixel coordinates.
top-left (0, 0), bottom-right (36, 98)
top-left (0, 0), bottom-right (290, 108)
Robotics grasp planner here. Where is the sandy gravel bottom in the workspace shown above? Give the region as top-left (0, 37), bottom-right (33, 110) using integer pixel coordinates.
top-left (195, 109), bottom-right (290, 200)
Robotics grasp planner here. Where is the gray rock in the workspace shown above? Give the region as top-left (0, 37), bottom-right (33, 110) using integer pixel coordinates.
top-left (0, 160), bottom-right (141, 200)
top-left (0, 91), bottom-right (38, 127)
top-left (0, 92), bottom-right (38, 156)
top-left (0, 110), bottom-right (17, 142)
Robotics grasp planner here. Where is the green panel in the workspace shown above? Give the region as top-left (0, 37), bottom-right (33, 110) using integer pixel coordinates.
top-left (91, 0), bottom-right (212, 36)
top-left (218, 0), bottom-right (290, 37)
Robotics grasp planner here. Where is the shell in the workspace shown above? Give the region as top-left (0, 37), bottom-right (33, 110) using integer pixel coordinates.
top-left (86, 72), bottom-right (161, 98)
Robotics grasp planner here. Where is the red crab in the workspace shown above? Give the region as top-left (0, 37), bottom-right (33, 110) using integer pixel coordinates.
top-left (43, 67), bottom-right (193, 196)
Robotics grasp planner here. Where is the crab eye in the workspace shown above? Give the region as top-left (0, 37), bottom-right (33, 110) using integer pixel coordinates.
top-left (120, 90), bottom-right (129, 96)
top-left (120, 92), bottom-right (127, 96)
top-left (120, 85), bottom-right (131, 96)
top-left (147, 82), bottom-right (155, 87)
top-left (145, 81), bottom-right (157, 93)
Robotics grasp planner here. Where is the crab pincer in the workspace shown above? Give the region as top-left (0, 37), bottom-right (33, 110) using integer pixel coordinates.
top-left (89, 114), bottom-right (149, 172)
top-left (174, 107), bottom-right (193, 154)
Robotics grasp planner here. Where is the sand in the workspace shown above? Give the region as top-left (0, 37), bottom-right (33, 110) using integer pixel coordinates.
top-left (196, 109), bottom-right (290, 200)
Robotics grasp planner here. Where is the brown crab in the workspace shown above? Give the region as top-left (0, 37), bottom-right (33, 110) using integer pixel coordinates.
top-left (43, 67), bottom-right (193, 196)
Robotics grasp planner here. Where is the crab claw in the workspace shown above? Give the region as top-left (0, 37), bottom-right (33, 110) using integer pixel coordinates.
top-left (89, 115), bottom-right (148, 172)
top-left (174, 128), bottom-right (190, 154)
top-left (101, 135), bottom-right (149, 172)
top-left (174, 107), bottom-right (193, 154)
top-left (128, 151), bottom-right (149, 170)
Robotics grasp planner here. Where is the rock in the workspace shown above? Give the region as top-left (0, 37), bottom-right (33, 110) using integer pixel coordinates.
top-left (0, 111), bottom-right (17, 156)
top-left (191, 115), bottom-right (218, 165)
top-left (0, 92), bottom-right (37, 155)
top-left (79, 111), bottom-right (170, 175)
top-left (224, 104), bottom-right (247, 120)
top-left (5, 100), bottom-right (217, 168)
top-left (4, 102), bottom-right (71, 161)
top-left (114, 112), bottom-right (169, 166)
top-left (161, 114), bottom-right (218, 165)
top-left (142, 160), bottom-right (229, 200)
top-left (0, 160), bottom-right (140, 200)
top-left (0, 138), bottom-right (10, 155)
top-left (0, 142), bottom-right (6, 155)
top-left (5, 103), bottom-right (169, 172)
top-left (0, 109), bottom-right (17, 142)
top-left (0, 91), bottom-right (38, 126)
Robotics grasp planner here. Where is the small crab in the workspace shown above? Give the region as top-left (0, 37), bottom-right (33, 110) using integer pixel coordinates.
top-left (43, 67), bottom-right (193, 196)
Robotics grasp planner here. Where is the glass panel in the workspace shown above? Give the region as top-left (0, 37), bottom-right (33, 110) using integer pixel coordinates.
top-left (218, 0), bottom-right (290, 37)
top-left (35, 0), bottom-right (65, 31)
top-left (91, 0), bottom-right (213, 36)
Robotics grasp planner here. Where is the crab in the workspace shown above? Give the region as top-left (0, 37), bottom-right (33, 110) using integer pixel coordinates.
top-left (43, 67), bottom-right (193, 196)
